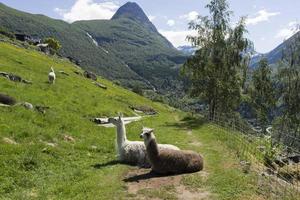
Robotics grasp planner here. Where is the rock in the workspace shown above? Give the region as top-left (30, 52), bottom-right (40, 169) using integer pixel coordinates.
top-left (0, 93), bottom-right (17, 105)
top-left (0, 71), bottom-right (9, 78)
top-left (22, 102), bottom-right (34, 110)
top-left (129, 105), bottom-right (157, 115)
top-left (93, 82), bottom-right (107, 89)
top-left (63, 134), bottom-right (75, 142)
top-left (257, 145), bottom-right (265, 152)
top-left (84, 71), bottom-right (97, 81)
top-left (91, 145), bottom-right (97, 150)
top-left (275, 156), bottom-right (289, 167)
top-left (21, 79), bottom-right (32, 84)
top-left (59, 71), bottom-right (70, 76)
top-left (45, 142), bottom-right (57, 147)
top-left (35, 105), bottom-right (50, 114)
top-left (3, 137), bottom-right (17, 144)
top-left (91, 118), bottom-right (109, 125)
top-left (240, 161), bottom-right (251, 173)
top-left (288, 155), bottom-right (300, 164)
top-left (0, 71), bottom-right (32, 84)
top-left (74, 71), bottom-right (83, 76)
top-left (8, 73), bottom-right (22, 82)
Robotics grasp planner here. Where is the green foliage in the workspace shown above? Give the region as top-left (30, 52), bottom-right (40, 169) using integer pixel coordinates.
top-left (273, 33), bottom-right (300, 143)
top-left (250, 58), bottom-right (275, 131)
top-left (0, 26), bottom-right (15, 39)
top-left (44, 37), bottom-right (61, 53)
top-left (131, 83), bottom-right (143, 96)
top-left (182, 0), bottom-right (249, 118)
top-left (262, 135), bottom-right (282, 168)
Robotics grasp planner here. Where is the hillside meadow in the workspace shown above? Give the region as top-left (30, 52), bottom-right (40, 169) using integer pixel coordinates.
top-left (0, 42), bottom-right (263, 199)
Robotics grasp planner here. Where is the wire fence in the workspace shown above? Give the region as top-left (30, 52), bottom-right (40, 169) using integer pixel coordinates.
top-left (201, 111), bottom-right (300, 200)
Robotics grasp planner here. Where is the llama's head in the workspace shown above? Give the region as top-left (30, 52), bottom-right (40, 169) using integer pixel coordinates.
top-left (108, 113), bottom-right (124, 126)
top-left (140, 127), bottom-right (155, 144)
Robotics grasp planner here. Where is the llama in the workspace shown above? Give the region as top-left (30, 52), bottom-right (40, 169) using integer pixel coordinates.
top-left (108, 115), bottom-right (179, 167)
top-left (140, 128), bottom-right (203, 174)
top-left (48, 67), bottom-right (56, 84)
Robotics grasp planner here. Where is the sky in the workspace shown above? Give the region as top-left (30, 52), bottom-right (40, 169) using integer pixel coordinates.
top-left (1, 0), bottom-right (299, 53)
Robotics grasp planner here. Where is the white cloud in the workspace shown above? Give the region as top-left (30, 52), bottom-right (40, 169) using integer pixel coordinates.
top-left (275, 21), bottom-right (299, 39)
top-left (246, 9), bottom-right (280, 25)
top-left (148, 15), bottom-right (156, 22)
top-left (180, 11), bottom-right (199, 21)
top-left (159, 30), bottom-right (197, 47)
top-left (167, 20), bottom-right (175, 27)
top-left (54, 0), bottom-right (119, 23)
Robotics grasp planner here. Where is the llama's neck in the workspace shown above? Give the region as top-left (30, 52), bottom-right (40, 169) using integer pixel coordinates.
top-left (146, 138), bottom-right (159, 159)
top-left (116, 121), bottom-right (127, 147)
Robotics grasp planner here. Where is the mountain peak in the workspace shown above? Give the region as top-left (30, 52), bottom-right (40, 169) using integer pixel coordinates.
top-left (111, 2), bottom-right (157, 32)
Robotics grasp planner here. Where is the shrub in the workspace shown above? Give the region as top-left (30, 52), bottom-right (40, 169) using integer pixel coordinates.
top-left (44, 37), bottom-right (61, 53)
top-left (0, 27), bottom-right (15, 39)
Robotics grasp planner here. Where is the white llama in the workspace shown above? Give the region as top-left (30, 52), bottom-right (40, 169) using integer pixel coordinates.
top-left (108, 115), bottom-right (179, 167)
top-left (48, 67), bottom-right (56, 84)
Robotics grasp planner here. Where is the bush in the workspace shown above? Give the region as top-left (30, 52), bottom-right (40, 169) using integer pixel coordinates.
top-left (0, 27), bottom-right (15, 39)
top-left (44, 37), bottom-right (61, 53)
top-left (132, 84), bottom-right (143, 96)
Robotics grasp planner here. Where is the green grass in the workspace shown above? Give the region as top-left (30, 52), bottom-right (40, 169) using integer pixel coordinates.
top-left (0, 41), bottom-right (263, 199)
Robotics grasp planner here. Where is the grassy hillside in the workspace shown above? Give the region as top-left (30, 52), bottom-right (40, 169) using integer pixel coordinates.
top-left (0, 41), bottom-right (263, 199)
top-left (0, 2), bottom-right (186, 91)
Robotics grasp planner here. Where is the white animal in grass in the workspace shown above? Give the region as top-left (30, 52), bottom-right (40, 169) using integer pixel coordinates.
top-left (48, 67), bottom-right (56, 84)
top-left (108, 115), bottom-right (179, 167)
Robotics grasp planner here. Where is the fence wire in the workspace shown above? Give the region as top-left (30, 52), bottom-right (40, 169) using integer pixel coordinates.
top-left (201, 111), bottom-right (300, 200)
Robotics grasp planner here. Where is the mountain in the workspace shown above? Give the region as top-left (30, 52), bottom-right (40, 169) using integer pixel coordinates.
top-left (250, 31), bottom-right (300, 68)
top-left (0, 2), bottom-right (186, 91)
top-left (177, 45), bottom-right (197, 55)
top-left (111, 2), bottom-right (157, 32)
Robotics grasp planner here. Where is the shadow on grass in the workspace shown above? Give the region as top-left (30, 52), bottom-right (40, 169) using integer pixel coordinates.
top-left (92, 160), bottom-right (120, 169)
top-left (164, 116), bottom-right (207, 130)
top-left (123, 171), bottom-right (179, 182)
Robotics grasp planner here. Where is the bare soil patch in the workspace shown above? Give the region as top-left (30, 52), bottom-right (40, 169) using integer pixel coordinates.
top-left (124, 168), bottom-right (211, 199)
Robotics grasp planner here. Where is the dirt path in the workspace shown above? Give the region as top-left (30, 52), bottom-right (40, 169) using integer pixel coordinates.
top-left (124, 168), bottom-right (211, 200)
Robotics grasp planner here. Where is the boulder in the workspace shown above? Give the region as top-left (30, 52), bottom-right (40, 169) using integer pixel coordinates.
top-left (84, 71), bottom-right (97, 81)
top-left (93, 82), bottom-right (107, 89)
top-left (0, 93), bottom-right (16, 105)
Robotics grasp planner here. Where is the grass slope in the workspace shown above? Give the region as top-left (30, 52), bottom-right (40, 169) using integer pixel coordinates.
top-left (0, 42), bottom-right (262, 199)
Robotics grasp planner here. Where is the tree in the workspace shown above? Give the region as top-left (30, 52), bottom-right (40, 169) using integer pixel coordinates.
top-left (250, 58), bottom-right (275, 132)
top-left (274, 32), bottom-right (300, 145)
top-left (132, 84), bottom-right (143, 96)
top-left (44, 37), bottom-right (61, 53)
top-left (182, 0), bottom-right (249, 119)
